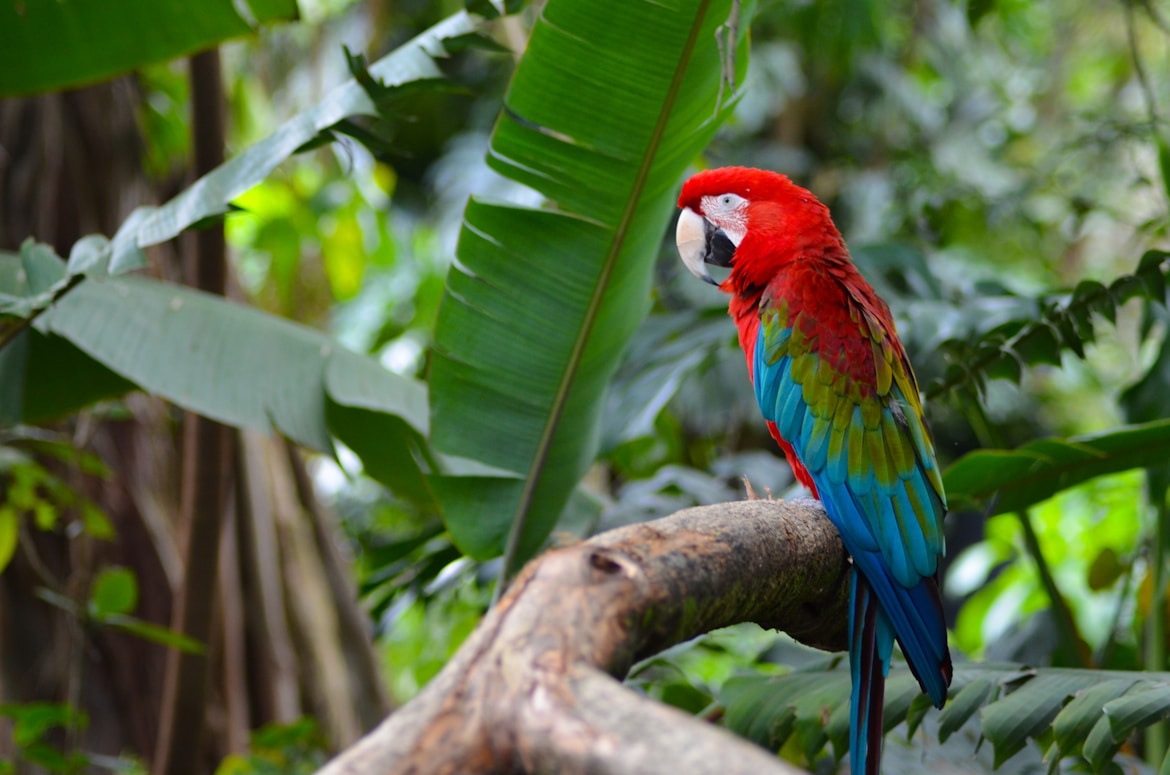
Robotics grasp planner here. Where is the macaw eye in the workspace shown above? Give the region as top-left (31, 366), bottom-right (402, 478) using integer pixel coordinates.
top-left (718, 193), bottom-right (746, 208)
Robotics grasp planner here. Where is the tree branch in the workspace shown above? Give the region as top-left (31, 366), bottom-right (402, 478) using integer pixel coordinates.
top-left (315, 498), bottom-right (850, 775)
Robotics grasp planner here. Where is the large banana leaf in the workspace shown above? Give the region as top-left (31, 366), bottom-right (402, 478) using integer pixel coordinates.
top-left (0, 0), bottom-right (298, 97)
top-left (0, 247), bottom-right (433, 505)
top-left (429, 0), bottom-right (755, 568)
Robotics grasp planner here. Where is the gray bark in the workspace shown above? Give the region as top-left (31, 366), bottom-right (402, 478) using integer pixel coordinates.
top-left (316, 498), bottom-right (850, 775)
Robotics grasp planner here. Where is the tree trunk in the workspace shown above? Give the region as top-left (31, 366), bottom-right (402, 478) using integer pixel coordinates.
top-left (0, 75), bottom-right (389, 772)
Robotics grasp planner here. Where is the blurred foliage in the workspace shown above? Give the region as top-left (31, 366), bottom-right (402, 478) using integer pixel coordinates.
top-left (195, 3), bottom-right (1170, 768)
top-left (947, 470), bottom-right (1148, 664)
top-left (213, 719), bottom-right (329, 775)
top-left (5, 0), bottom-right (1170, 770)
top-left (0, 703), bottom-right (89, 774)
top-left (0, 431), bottom-right (114, 574)
top-left (0, 701), bottom-right (145, 774)
top-left (378, 567), bottom-right (492, 703)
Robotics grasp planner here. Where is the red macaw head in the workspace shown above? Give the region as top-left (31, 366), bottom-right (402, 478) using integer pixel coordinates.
top-left (675, 166), bottom-right (842, 290)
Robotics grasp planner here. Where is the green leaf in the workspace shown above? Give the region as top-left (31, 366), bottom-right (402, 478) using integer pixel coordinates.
top-left (429, 0), bottom-right (755, 563)
top-left (0, 505), bottom-right (18, 575)
top-left (89, 566), bottom-right (138, 618)
top-left (1083, 712), bottom-right (1119, 772)
top-left (0, 328), bottom-right (28, 424)
top-left (981, 672), bottom-right (1082, 767)
top-left (31, 276), bottom-right (428, 478)
top-left (38, 276), bottom-right (331, 449)
top-left (944, 418), bottom-right (1170, 516)
top-left (3, 248), bottom-right (434, 502)
top-left (102, 615), bottom-right (206, 654)
top-left (722, 658), bottom-right (850, 755)
top-left (126, 12), bottom-right (480, 273)
top-left (20, 240), bottom-right (67, 298)
top-left (1101, 685), bottom-right (1170, 741)
top-left (1051, 678), bottom-right (1137, 756)
top-left (0, 12), bottom-right (480, 288)
top-left (32, 501), bottom-right (55, 531)
top-left (1012, 322), bottom-right (1062, 366)
top-left (601, 310), bottom-right (730, 452)
top-left (1122, 328), bottom-right (1170, 426)
top-left (0, 702), bottom-right (85, 746)
top-left (0, 240), bottom-right (72, 317)
top-left (0, 0), bottom-right (298, 97)
top-left (1086, 547), bottom-right (1124, 591)
top-left (81, 502), bottom-right (116, 540)
top-left (929, 251), bottom-right (1170, 400)
top-left (967, 0), bottom-right (996, 27)
top-left (937, 674), bottom-right (998, 743)
top-left (21, 328), bottom-right (138, 424)
top-left (722, 660), bottom-right (1170, 772)
top-left (1157, 133), bottom-right (1170, 208)
top-left (323, 347), bottom-right (435, 505)
top-left (464, 0), bottom-right (525, 19)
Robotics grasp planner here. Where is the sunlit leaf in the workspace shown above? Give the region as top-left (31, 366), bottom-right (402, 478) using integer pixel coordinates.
top-left (0, 505), bottom-right (17, 575)
top-left (944, 418), bottom-right (1170, 516)
top-left (81, 502), bottom-right (116, 540)
top-left (89, 566), bottom-right (138, 618)
top-left (102, 615), bottom-right (206, 654)
top-left (32, 501), bottom-right (55, 531)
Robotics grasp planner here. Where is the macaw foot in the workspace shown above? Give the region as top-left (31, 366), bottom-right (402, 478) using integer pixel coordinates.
top-left (742, 476), bottom-right (775, 501)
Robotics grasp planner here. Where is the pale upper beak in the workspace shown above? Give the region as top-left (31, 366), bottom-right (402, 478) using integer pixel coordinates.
top-left (675, 207), bottom-right (737, 286)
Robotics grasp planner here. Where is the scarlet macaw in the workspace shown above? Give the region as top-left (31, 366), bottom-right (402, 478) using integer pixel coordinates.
top-left (676, 166), bottom-right (952, 775)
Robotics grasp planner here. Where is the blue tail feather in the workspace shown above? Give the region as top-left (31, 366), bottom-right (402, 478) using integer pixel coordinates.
top-left (849, 572), bottom-right (893, 775)
top-left (821, 480), bottom-right (952, 708)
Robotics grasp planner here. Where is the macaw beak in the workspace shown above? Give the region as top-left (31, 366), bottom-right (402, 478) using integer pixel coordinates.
top-left (675, 207), bottom-right (737, 286)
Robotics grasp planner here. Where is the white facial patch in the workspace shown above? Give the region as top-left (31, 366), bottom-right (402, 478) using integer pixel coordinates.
top-left (700, 193), bottom-right (748, 246)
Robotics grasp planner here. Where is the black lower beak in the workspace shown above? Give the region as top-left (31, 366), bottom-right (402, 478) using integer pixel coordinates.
top-left (705, 222), bottom-right (736, 268)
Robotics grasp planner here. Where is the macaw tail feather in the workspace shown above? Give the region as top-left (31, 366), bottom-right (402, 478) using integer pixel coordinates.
top-left (849, 570), bottom-right (894, 775)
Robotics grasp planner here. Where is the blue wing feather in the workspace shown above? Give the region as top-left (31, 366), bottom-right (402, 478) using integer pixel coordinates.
top-left (753, 317), bottom-right (950, 711)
